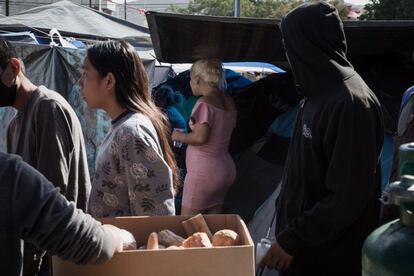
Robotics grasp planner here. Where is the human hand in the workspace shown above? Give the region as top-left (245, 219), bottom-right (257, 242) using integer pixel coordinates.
top-left (259, 240), bottom-right (293, 270)
top-left (103, 224), bottom-right (137, 252)
top-left (172, 129), bottom-right (184, 141)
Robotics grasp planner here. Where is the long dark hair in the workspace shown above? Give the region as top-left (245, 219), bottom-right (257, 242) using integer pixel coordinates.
top-left (87, 40), bottom-right (179, 192)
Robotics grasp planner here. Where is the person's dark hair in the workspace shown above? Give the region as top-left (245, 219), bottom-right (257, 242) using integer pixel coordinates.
top-left (87, 40), bottom-right (179, 192)
top-left (153, 85), bottom-right (183, 109)
top-left (0, 39), bottom-right (17, 69)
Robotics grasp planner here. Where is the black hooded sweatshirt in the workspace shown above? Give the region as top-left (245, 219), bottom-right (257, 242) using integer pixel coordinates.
top-left (275, 2), bottom-right (384, 275)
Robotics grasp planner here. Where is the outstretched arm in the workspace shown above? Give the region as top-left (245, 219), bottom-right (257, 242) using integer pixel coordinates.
top-left (11, 156), bottom-right (121, 264)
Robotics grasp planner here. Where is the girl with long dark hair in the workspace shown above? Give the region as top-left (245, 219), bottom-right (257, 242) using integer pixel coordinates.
top-left (79, 40), bottom-right (178, 217)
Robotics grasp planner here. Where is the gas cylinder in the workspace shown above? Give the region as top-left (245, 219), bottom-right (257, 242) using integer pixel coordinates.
top-left (398, 143), bottom-right (414, 177)
top-left (362, 200), bottom-right (414, 275)
top-left (362, 143), bottom-right (414, 276)
top-left (362, 143), bottom-right (414, 275)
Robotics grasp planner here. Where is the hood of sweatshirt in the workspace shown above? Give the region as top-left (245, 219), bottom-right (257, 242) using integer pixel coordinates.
top-left (280, 2), bottom-right (356, 98)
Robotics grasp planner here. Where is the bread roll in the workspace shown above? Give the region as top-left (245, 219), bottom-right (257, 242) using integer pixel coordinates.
top-left (212, 229), bottom-right (241, 246)
top-left (146, 232), bottom-right (159, 250)
top-left (182, 214), bottom-right (213, 240)
top-left (118, 229), bottom-right (137, 250)
top-left (182, 232), bottom-right (213, 248)
top-left (158, 229), bottom-right (185, 247)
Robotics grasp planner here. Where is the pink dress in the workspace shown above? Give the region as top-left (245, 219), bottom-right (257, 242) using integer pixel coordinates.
top-left (183, 101), bottom-right (237, 209)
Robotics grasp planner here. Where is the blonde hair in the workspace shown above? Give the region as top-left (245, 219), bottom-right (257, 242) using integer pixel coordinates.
top-left (191, 58), bottom-right (227, 90)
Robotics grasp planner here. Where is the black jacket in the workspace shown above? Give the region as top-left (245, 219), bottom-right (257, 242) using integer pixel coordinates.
top-left (0, 153), bottom-right (115, 276)
top-left (275, 3), bottom-right (384, 275)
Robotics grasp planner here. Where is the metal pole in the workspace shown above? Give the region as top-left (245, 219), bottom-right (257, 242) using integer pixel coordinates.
top-left (89, 0), bottom-right (92, 8)
top-left (124, 0), bottom-right (127, 20)
top-left (234, 0), bottom-right (240, 17)
top-left (5, 0), bottom-right (9, 16)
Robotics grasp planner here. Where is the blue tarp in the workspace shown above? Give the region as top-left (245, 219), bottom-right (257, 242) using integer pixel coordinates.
top-left (0, 31), bottom-right (39, 44)
top-left (153, 68), bottom-right (253, 122)
top-left (381, 134), bottom-right (393, 190)
top-left (401, 85), bottom-right (414, 109)
top-left (268, 104), bottom-right (300, 138)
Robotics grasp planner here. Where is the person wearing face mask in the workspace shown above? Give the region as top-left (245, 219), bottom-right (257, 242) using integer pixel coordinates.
top-left (259, 2), bottom-right (384, 276)
top-left (0, 39), bottom-right (91, 276)
top-left (0, 70), bottom-right (17, 106)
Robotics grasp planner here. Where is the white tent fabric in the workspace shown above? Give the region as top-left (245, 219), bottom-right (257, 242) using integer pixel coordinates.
top-left (248, 185), bottom-right (280, 276)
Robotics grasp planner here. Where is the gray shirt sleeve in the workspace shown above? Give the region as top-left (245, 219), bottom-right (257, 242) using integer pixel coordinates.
top-left (34, 99), bottom-right (73, 195)
top-left (12, 157), bottom-right (115, 264)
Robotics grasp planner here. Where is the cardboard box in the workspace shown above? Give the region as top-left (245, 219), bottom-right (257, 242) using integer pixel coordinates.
top-left (52, 214), bottom-right (254, 276)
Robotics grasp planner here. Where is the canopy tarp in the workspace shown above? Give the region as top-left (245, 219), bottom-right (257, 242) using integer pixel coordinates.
top-left (0, 0), bottom-right (152, 49)
top-left (146, 11), bottom-right (414, 65)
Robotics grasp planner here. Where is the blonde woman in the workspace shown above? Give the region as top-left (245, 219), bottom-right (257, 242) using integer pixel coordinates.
top-left (172, 58), bottom-right (237, 215)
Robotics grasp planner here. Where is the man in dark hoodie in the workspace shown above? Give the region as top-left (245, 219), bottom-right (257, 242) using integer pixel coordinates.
top-left (260, 2), bottom-right (383, 275)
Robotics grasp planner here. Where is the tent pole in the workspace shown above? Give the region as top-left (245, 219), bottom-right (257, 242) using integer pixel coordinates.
top-left (234, 0), bottom-right (240, 17)
top-left (5, 0), bottom-right (9, 16)
top-left (124, 0), bottom-right (127, 20)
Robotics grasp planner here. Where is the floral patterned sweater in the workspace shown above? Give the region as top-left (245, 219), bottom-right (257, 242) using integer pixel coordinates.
top-left (89, 112), bottom-right (175, 217)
